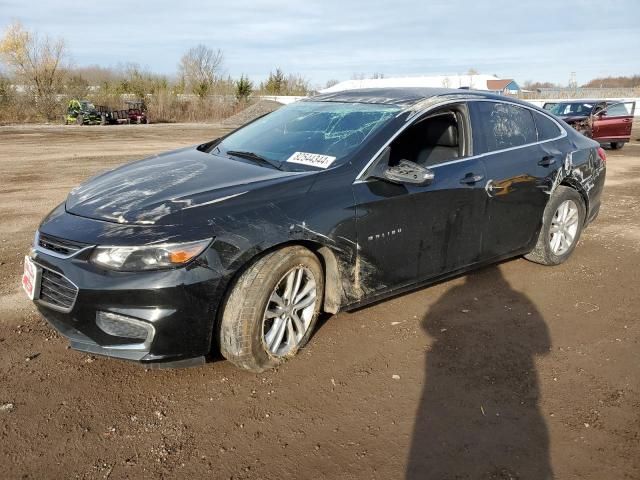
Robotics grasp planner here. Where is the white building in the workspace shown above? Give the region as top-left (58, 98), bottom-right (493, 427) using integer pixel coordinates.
top-left (320, 75), bottom-right (520, 93)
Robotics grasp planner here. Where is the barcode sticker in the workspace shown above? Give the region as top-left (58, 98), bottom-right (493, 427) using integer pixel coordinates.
top-left (286, 152), bottom-right (337, 169)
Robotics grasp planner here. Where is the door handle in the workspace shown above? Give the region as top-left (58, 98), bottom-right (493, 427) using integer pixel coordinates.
top-left (460, 173), bottom-right (484, 185)
top-left (538, 155), bottom-right (556, 167)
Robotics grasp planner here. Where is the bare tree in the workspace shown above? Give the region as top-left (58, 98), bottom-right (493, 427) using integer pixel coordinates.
top-left (325, 79), bottom-right (340, 89)
top-left (0, 21), bottom-right (67, 119)
top-left (466, 68), bottom-right (479, 89)
top-left (284, 73), bottom-right (310, 95)
top-left (179, 45), bottom-right (223, 98)
top-left (523, 80), bottom-right (558, 90)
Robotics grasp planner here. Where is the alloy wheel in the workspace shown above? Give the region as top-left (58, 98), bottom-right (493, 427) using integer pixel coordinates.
top-left (263, 266), bottom-right (317, 356)
top-left (549, 199), bottom-right (579, 255)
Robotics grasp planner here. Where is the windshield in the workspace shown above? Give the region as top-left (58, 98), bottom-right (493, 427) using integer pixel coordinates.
top-left (544, 102), bottom-right (597, 116)
top-left (216, 101), bottom-right (400, 169)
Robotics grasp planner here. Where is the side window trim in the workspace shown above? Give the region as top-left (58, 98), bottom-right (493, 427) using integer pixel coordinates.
top-left (468, 100), bottom-right (488, 154)
top-left (353, 98), bottom-right (567, 182)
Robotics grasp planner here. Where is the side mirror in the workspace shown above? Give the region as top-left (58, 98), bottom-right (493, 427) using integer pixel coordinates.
top-left (384, 159), bottom-right (435, 186)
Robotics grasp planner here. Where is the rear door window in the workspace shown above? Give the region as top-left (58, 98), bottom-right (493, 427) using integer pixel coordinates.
top-left (470, 102), bottom-right (537, 154)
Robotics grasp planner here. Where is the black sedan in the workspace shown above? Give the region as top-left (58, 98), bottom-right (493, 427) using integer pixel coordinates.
top-left (22, 88), bottom-right (606, 371)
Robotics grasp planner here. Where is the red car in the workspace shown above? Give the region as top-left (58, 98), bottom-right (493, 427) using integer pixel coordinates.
top-left (543, 100), bottom-right (635, 149)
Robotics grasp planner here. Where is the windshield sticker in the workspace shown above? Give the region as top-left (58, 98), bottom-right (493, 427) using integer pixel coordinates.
top-left (286, 152), bottom-right (336, 169)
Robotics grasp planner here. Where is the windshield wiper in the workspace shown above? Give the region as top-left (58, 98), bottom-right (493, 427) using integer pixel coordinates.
top-left (226, 150), bottom-right (282, 170)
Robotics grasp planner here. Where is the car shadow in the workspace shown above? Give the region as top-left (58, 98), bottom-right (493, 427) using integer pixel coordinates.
top-left (406, 265), bottom-right (553, 479)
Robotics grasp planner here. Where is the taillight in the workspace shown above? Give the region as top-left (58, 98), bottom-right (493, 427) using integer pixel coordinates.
top-left (597, 147), bottom-right (607, 163)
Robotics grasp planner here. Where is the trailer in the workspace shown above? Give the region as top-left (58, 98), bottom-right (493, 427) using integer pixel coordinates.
top-left (65, 99), bottom-right (148, 125)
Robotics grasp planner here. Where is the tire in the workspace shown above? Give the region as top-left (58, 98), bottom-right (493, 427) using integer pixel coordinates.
top-left (76, 114), bottom-right (84, 125)
top-left (219, 246), bottom-right (324, 372)
top-left (610, 142), bottom-right (624, 150)
top-left (525, 186), bottom-right (586, 266)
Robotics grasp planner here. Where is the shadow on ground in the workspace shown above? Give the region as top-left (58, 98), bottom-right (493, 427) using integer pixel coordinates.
top-left (407, 265), bottom-right (553, 479)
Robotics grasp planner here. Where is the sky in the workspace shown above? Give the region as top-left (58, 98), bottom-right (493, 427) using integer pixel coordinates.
top-left (1, 0), bottom-right (638, 88)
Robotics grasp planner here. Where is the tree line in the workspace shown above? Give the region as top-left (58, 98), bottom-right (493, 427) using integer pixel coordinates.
top-left (0, 22), bottom-right (311, 122)
top-left (523, 76), bottom-right (640, 91)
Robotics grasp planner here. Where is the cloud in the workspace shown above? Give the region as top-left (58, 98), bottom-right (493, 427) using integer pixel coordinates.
top-left (1, 0), bottom-right (638, 86)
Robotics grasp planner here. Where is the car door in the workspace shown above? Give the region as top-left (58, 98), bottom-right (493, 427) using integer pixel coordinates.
top-left (469, 101), bottom-right (562, 259)
top-left (592, 102), bottom-right (636, 142)
top-left (352, 105), bottom-right (487, 298)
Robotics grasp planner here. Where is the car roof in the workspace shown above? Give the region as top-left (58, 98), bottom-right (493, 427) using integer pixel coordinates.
top-left (308, 87), bottom-right (530, 108)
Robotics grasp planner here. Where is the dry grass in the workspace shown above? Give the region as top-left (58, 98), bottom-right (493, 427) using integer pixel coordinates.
top-left (147, 92), bottom-right (249, 123)
top-left (0, 90), bottom-right (252, 125)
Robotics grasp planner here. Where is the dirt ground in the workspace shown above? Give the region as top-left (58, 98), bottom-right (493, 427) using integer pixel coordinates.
top-left (0, 123), bottom-right (639, 479)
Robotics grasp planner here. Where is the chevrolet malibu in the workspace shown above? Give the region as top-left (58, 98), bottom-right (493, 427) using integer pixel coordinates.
top-left (23, 88), bottom-right (606, 372)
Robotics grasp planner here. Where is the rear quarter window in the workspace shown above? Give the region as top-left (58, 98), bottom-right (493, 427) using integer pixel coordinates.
top-left (532, 111), bottom-right (562, 141)
top-left (472, 102), bottom-right (537, 153)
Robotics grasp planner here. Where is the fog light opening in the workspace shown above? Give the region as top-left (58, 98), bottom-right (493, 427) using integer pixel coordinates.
top-left (96, 311), bottom-right (155, 347)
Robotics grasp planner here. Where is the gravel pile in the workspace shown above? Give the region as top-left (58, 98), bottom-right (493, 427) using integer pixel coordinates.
top-left (222, 99), bottom-right (284, 128)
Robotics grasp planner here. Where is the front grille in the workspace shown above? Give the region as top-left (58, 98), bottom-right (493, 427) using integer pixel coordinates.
top-left (39, 268), bottom-right (78, 311)
top-left (38, 233), bottom-right (89, 257)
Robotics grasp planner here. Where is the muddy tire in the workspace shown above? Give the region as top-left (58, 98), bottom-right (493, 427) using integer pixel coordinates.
top-left (525, 186), bottom-right (586, 266)
top-left (219, 246), bottom-right (324, 372)
top-left (610, 142), bottom-right (624, 150)
top-left (76, 115), bottom-right (84, 125)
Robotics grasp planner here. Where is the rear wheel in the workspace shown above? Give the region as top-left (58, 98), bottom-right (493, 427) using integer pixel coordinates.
top-left (219, 246), bottom-right (324, 372)
top-left (610, 142), bottom-right (624, 150)
top-left (525, 186), bottom-right (585, 266)
top-left (76, 114), bottom-right (84, 125)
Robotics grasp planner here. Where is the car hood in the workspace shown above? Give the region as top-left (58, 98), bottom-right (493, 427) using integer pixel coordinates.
top-left (66, 146), bottom-right (311, 225)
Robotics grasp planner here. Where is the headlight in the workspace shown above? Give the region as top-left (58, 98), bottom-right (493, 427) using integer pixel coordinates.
top-left (91, 239), bottom-right (212, 271)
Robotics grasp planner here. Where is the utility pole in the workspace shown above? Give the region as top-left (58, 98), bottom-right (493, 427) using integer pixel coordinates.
top-left (569, 72), bottom-right (577, 94)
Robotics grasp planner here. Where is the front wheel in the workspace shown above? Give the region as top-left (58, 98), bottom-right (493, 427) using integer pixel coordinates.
top-left (610, 142), bottom-right (624, 150)
top-left (219, 246), bottom-right (324, 372)
top-left (525, 186), bottom-right (585, 266)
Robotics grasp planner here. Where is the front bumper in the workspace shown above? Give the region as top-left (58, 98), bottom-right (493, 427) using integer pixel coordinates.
top-left (30, 246), bottom-right (228, 367)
